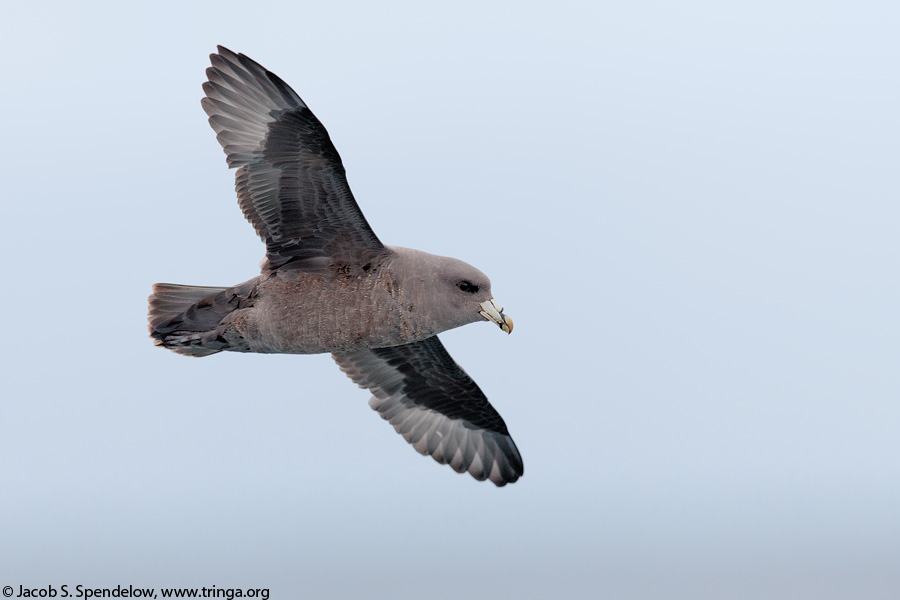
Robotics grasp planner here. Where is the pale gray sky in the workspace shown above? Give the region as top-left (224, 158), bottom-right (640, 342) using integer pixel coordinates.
top-left (2, 1), bottom-right (898, 598)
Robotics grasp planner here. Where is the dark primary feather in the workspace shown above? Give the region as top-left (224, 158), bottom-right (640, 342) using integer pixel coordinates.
top-left (201, 45), bottom-right (387, 269)
top-left (334, 337), bottom-right (524, 486)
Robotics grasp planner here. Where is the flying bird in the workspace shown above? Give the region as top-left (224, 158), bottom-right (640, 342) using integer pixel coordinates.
top-left (148, 47), bottom-right (522, 486)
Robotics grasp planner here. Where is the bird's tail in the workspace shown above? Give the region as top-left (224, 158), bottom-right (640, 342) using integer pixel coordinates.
top-left (148, 283), bottom-right (236, 357)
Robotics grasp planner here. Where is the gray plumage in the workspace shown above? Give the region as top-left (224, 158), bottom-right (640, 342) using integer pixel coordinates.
top-left (335, 338), bottom-right (523, 484)
top-left (148, 46), bottom-right (521, 486)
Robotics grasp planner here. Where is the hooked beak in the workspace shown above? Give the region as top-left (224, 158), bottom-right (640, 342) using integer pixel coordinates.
top-left (479, 299), bottom-right (514, 334)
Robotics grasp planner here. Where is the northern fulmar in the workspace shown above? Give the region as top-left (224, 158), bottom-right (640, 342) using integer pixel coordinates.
top-left (148, 47), bottom-right (522, 486)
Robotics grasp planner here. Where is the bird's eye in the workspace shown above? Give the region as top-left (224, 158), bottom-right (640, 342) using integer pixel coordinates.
top-left (457, 280), bottom-right (479, 294)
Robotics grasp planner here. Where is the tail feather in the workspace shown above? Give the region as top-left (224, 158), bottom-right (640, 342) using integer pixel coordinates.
top-left (148, 283), bottom-right (245, 357)
top-left (149, 284), bottom-right (228, 328)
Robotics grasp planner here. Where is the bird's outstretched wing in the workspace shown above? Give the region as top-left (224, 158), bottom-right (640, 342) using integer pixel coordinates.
top-left (334, 337), bottom-right (523, 486)
top-left (201, 46), bottom-right (387, 270)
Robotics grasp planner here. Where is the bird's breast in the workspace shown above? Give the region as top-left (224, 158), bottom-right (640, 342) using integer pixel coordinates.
top-left (250, 270), bottom-right (431, 354)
